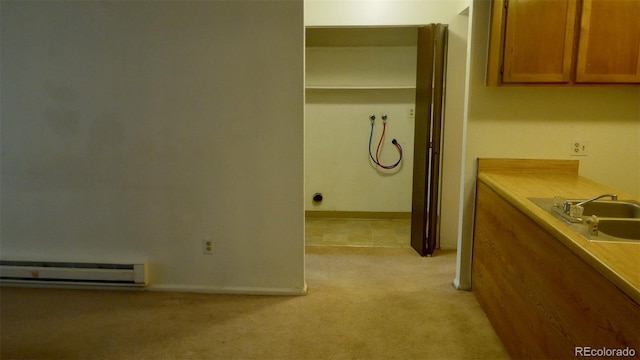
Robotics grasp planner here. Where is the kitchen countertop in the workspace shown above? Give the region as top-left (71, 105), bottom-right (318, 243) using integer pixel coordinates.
top-left (476, 158), bottom-right (640, 304)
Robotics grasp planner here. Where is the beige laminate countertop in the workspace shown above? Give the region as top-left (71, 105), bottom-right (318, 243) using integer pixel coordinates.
top-left (477, 159), bottom-right (640, 305)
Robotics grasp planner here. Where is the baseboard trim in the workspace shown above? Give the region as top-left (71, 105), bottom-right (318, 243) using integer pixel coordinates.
top-left (0, 282), bottom-right (146, 291)
top-left (452, 278), bottom-right (471, 291)
top-left (147, 283), bottom-right (308, 296)
top-left (305, 211), bottom-right (411, 219)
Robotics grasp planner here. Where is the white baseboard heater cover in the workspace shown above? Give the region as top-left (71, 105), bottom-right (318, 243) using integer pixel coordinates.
top-left (0, 261), bottom-right (147, 287)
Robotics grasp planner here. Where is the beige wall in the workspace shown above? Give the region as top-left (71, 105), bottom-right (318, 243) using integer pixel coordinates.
top-left (456, 0), bottom-right (640, 289)
top-left (468, 85), bottom-right (639, 194)
top-left (1, 1), bottom-right (305, 294)
top-left (305, 89), bottom-right (417, 212)
top-left (305, 32), bottom-right (417, 212)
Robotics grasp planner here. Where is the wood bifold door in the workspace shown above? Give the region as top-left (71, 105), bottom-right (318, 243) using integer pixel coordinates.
top-left (410, 24), bottom-right (448, 256)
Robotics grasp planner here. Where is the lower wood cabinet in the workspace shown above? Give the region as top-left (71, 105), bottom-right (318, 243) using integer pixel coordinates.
top-left (472, 181), bottom-right (640, 358)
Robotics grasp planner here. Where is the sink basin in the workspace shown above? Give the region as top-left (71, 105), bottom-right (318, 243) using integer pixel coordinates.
top-left (598, 219), bottom-right (640, 240)
top-left (528, 197), bottom-right (640, 243)
top-left (579, 200), bottom-right (640, 219)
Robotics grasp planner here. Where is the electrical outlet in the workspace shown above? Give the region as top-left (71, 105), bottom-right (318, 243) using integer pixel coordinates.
top-left (203, 239), bottom-right (213, 255)
top-left (408, 108), bottom-right (415, 118)
top-left (571, 140), bottom-right (588, 156)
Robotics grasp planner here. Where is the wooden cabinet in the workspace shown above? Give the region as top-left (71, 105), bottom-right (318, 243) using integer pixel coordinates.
top-left (473, 181), bottom-right (640, 358)
top-left (576, 0), bottom-right (640, 83)
top-left (487, 0), bottom-right (640, 85)
top-left (494, 0), bottom-right (578, 84)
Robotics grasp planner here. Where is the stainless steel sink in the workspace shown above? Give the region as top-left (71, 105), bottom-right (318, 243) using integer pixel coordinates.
top-left (528, 197), bottom-right (640, 242)
top-left (598, 219), bottom-right (640, 240)
top-left (580, 200), bottom-right (640, 219)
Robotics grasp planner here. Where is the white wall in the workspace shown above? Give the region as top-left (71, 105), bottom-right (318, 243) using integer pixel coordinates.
top-left (1, 1), bottom-right (305, 294)
top-left (306, 89), bottom-right (417, 212)
top-left (305, 0), bottom-right (470, 250)
top-left (305, 30), bottom-right (417, 212)
top-left (455, 0), bottom-right (640, 289)
top-left (305, 0), bottom-right (470, 26)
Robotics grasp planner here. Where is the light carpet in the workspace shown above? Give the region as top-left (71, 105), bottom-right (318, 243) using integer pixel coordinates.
top-left (0, 247), bottom-right (508, 359)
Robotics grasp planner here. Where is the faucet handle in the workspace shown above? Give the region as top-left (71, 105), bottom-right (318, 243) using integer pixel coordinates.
top-left (553, 196), bottom-right (566, 207)
top-left (586, 215), bottom-right (599, 236)
top-left (569, 204), bottom-right (584, 218)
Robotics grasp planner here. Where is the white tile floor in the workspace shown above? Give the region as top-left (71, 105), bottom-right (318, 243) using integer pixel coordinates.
top-left (305, 217), bottom-right (411, 247)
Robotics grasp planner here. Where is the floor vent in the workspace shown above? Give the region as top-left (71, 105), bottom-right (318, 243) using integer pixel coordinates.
top-left (0, 261), bottom-right (147, 287)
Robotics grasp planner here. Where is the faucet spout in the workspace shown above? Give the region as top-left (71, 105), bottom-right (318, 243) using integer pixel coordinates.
top-left (561, 193), bottom-right (618, 220)
top-left (575, 193), bottom-right (618, 207)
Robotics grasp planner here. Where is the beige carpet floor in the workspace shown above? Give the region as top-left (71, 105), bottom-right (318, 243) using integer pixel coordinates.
top-left (0, 247), bottom-right (508, 360)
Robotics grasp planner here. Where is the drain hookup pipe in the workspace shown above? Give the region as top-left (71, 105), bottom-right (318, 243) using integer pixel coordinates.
top-left (368, 114), bottom-right (403, 170)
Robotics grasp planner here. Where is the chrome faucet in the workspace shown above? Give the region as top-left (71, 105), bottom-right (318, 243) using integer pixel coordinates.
top-left (561, 194), bottom-right (618, 220)
top-left (575, 193), bottom-right (618, 207)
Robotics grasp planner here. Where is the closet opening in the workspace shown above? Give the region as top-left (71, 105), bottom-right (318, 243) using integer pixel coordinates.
top-left (304, 25), bottom-right (448, 256)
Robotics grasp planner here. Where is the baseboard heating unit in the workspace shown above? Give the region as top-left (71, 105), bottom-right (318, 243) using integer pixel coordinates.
top-left (0, 261), bottom-right (147, 287)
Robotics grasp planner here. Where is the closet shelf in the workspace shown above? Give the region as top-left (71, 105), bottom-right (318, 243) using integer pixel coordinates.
top-left (305, 85), bottom-right (416, 90)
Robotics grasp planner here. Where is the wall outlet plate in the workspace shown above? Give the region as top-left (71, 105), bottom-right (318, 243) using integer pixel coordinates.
top-left (203, 239), bottom-right (214, 255)
top-left (571, 140), bottom-right (588, 156)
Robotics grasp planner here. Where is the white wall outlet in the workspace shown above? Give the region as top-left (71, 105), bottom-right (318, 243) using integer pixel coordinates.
top-left (571, 140), bottom-right (588, 156)
top-left (203, 239), bottom-right (214, 255)
top-left (408, 108), bottom-right (415, 118)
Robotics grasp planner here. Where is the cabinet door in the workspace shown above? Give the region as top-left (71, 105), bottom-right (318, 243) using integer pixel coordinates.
top-left (576, 0), bottom-right (640, 83)
top-left (502, 0), bottom-right (578, 83)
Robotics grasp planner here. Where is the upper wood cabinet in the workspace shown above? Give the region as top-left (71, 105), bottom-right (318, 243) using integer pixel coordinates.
top-left (576, 0), bottom-right (640, 83)
top-left (494, 0), bottom-right (578, 84)
top-left (487, 0), bottom-right (640, 85)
